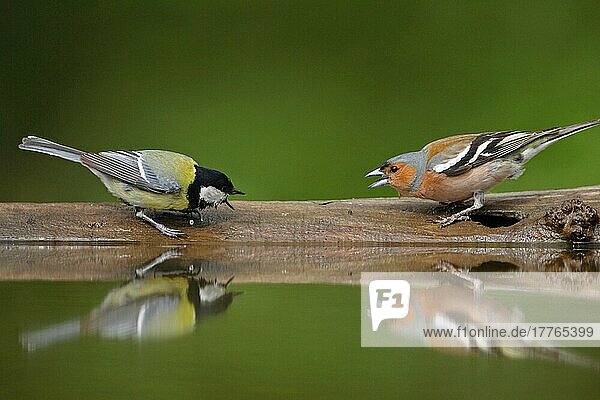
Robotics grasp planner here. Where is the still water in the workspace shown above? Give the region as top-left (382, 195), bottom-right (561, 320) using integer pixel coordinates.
top-left (1, 246), bottom-right (599, 399)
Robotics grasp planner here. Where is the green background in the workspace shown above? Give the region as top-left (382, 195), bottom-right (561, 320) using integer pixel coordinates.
top-left (4, 1), bottom-right (599, 203)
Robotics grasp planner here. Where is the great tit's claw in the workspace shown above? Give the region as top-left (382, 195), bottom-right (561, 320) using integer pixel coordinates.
top-left (136, 210), bottom-right (184, 238)
top-left (159, 226), bottom-right (184, 237)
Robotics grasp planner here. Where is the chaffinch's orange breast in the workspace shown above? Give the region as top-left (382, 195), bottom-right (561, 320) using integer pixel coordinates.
top-left (388, 164), bottom-right (417, 196)
top-left (413, 160), bottom-right (522, 203)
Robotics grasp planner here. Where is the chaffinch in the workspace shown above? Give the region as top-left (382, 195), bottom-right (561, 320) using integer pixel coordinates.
top-left (366, 118), bottom-right (600, 226)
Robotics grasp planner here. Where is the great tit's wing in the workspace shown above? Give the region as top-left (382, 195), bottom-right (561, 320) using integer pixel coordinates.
top-left (80, 150), bottom-right (182, 193)
top-left (425, 130), bottom-right (540, 176)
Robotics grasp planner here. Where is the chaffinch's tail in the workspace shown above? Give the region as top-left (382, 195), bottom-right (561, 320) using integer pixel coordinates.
top-left (520, 117), bottom-right (600, 162)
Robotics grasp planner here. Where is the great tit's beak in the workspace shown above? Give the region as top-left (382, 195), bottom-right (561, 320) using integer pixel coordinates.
top-left (223, 188), bottom-right (243, 209)
top-left (365, 167), bottom-right (389, 188)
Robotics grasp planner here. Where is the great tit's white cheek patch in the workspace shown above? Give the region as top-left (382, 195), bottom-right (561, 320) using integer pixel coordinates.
top-left (200, 186), bottom-right (226, 204)
top-left (199, 284), bottom-right (228, 303)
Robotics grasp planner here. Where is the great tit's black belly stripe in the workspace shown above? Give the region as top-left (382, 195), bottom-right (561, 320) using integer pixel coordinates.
top-left (186, 278), bottom-right (202, 315)
top-left (186, 165), bottom-right (202, 210)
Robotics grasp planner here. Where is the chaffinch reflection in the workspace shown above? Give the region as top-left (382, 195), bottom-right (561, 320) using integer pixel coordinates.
top-left (378, 269), bottom-right (599, 369)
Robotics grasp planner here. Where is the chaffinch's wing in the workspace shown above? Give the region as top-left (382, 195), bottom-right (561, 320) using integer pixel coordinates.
top-left (424, 119), bottom-right (600, 177)
top-left (423, 129), bottom-right (543, 177)
top-left (425, 130), bottom-right (539, 176)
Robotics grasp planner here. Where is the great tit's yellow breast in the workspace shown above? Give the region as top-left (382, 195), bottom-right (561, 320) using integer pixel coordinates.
top-left (101, 276), bottom-right (196, 338)
top-left (101, 176), bottom-right (190, 210)
top-left (136, 276), bottom-right (195, 337)
top-left (102, 276), bottom-right (190, 307)
top-left (140, 150), bottom-right (197, 190)
top-left (142, 298), bottom-right (196, 338)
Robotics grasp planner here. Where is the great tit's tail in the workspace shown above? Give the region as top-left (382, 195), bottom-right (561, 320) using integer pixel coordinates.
top-left (20, 319), bottom-right (81, 352)
top-left (19, 136), bottom-right (83, 163)
top-left (520, 117), bottom-right (600, 162)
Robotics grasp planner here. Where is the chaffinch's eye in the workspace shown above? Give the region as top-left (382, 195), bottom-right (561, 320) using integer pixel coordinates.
top-left (390, 166), bottom-right (399, 173)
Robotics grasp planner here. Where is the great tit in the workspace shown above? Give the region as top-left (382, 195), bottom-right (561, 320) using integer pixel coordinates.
top-left (19, 136), bottom-right (244, 237)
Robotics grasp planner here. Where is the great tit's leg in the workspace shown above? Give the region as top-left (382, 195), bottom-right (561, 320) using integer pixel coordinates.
top-left (135, 209), bottom-right (183, 238)
top-left (436, 190), bottom-right (485, 227)
top-left (135, 249), bottom-right (182, 278)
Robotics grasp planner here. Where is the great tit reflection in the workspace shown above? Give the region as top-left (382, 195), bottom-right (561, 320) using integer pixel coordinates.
top-left (22, 251), bottom-right (238, 351)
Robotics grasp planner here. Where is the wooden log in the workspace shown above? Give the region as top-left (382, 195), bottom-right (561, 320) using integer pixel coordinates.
top-left (0, 186), bottom-right (598, 244)
top-left (0, 186), bottom-right (598, 282)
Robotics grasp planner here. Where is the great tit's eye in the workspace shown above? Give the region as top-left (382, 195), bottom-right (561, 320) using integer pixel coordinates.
top-left (390, 166), bottom-right (399, 173)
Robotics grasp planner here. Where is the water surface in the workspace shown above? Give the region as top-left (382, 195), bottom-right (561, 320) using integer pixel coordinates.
top-left (2, 276), bottom-right (598, 399)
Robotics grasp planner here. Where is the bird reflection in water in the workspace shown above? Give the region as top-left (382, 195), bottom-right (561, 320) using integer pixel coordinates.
top-left (379, 264), bottom-right (600, 370)
top-left (21, 250), bottom-right (237, 351)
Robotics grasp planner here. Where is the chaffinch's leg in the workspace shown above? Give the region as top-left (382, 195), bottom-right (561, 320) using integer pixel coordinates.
top-left (433, 261), bottom-right (484, 294)
top-left (135, 209), bottom-right (183, 238)
top-left (436, 190), bottom-right (485, 227)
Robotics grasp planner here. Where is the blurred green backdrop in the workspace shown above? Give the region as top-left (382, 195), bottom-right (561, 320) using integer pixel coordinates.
top-left (4, 1), bottom-right (599, 202)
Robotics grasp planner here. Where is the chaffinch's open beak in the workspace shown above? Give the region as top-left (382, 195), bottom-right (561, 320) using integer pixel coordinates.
top-left (365, 167), bottom-right (389, 188)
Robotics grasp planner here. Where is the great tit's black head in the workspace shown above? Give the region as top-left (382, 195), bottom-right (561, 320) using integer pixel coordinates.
top-left (188, 166), bottom-right (244, 210)
top-left (188, 276), bottom-right (239, 321)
